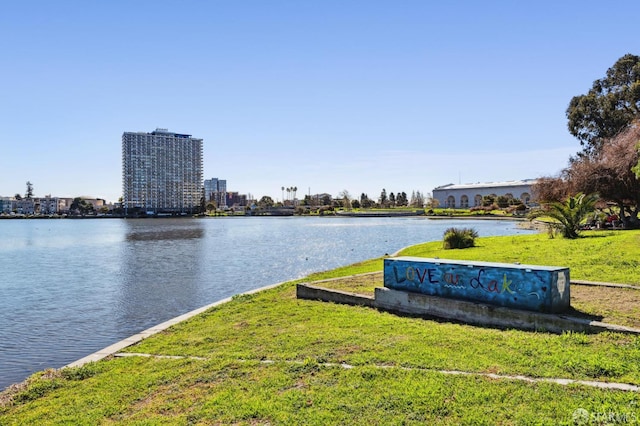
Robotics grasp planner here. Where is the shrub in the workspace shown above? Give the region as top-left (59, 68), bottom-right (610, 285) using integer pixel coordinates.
top-left (443, 227), bottom-right (479, 249)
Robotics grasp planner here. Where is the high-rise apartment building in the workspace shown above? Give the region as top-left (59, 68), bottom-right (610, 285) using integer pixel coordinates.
top-left (122, 128), bottom-right (203, 214)
top-left (204, 178), bottom-right (227, 208)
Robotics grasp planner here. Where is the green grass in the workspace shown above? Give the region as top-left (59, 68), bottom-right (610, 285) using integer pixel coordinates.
top-left (2, 230), bottom-right (640, 424)
top-left (6, 357), bottom-right (638, 425)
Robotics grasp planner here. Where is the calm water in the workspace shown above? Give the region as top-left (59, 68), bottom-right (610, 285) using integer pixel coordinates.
top-left (0, 216), bottom-right (534, 389)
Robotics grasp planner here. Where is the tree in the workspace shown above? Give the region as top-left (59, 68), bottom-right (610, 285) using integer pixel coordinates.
top-left (425, 195), bottom-right (439, 208)
top-left (25, 181), bottom-right (34, 199)
top-left (410, 191), bottom-right (424, 208)
top-left (528, 192), bottom-right (598, 239)
top-left (258, 196), bottom-right (275, 208)
top-left (567, 54), bottom-right (640, 158)
top-left (531, 176), bottom-right (570, 203)
top-left (379, 189), bottom-right (387, 207)
top-left (571, 122), bottom-right (640, 228)
top-left (338, 190), bottom-right (352, 210)
top-left (535, 122), bottom-right (640, 228)
top-left (397, 191), bottom-right (408, 207)
top-left (360, 193), bottom-right (374, 208)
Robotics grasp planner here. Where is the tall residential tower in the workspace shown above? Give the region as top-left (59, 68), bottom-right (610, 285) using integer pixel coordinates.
top-left (122, 128), bottom-right (203, 214)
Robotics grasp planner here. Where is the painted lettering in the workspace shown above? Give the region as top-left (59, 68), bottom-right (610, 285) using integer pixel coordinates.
top-left (443, 273), bottom-right (460, 285)
top-left (414, 268), bottom-right (428, 284)
top-left (393, 266), bottom-right (406, 283)
top-left (406, 267), bottom-right (415, 282)
top-left (469, 269), bottom-right (500, 293)
top-left (427, 268), bottom-right (439, 284)
top-left (500, 274), bottom-right (515, 294)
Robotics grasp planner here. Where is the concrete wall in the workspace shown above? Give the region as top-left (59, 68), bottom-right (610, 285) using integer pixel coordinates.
top-left (296, 283), bottom-right (640, 335)
top-left (384, 257), bottom-right (570, 313)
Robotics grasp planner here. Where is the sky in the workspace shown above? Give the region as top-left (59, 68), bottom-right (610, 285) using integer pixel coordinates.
top-left (2, 1), bottom-right (640, 204)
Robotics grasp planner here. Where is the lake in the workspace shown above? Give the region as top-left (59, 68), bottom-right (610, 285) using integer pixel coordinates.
top-left (0, 216), bottom-right (535, 390)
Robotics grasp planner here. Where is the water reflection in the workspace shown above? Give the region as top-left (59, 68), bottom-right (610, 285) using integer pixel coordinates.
top-left (124, 218), bottom-right (205, 241)
top-left (117, 219), bottom-right (207, 329)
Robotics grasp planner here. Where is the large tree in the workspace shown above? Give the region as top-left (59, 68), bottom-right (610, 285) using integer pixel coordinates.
top-left (257, 196), bottom-right (274, 208)
top-left (567, 54), bottom-right (640, 158)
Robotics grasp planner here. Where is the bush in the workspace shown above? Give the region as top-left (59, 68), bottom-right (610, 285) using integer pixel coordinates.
top-left (443, 227), bottom-right (479, 249)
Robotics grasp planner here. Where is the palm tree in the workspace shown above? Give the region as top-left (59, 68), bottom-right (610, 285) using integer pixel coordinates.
top-left (528, 192), bottom-right (599, 239)
top-left (281, 186), bottom-right (285, 204)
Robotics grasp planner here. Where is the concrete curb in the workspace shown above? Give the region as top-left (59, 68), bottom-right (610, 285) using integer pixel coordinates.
top-left (63, 281), bottom-right (287, 369)
top-left (571, 280), bottom-right (640, 290)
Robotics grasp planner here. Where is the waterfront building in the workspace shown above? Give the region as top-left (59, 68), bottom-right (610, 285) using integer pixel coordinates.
top-left (122, 128), bottom-right (203, 214)
top-left (0, 197), bottom-right (11, 214)
top-left (38, 196), bottom-right (59, 215)
top-left (204, 178), bottom-right (227, 208)
top-left (14, 198), bottom-right (35, 215)
top-left (432, 179), bottom-right (538, 209)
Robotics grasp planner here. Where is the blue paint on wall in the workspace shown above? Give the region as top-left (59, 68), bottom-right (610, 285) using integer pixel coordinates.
top-left (384, 257), bottom-right (570, 313)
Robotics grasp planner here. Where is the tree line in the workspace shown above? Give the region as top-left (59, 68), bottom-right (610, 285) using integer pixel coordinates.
top-left (256, 189), bottom-right (430, 209)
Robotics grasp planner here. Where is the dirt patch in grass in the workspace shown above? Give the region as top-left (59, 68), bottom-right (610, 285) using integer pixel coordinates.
top-left (570, 285), bottom-right (640, 328)
top-left (311, 272), bottom-right (382, 296)
top-left (311, 273), bottom-right (640, 329)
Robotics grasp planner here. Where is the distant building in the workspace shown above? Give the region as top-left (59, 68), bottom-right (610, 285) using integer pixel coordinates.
top-left (0, 197), bottom-right (11, 214)
top-left (122, 128), bottom-right (203, 214)
top-left (204, 178), bottom-right (227, 208)
top-left (225, 191), bottom-right (247, 208)
top-left (38, 196), bottom-right (59, 215)
top-left (14, 198), bottom-right (35, 215)
top-left (432, 179), bottom-right (538, 209)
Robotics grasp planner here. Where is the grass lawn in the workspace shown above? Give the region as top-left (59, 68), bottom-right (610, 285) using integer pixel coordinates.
top-left (2, 230), bottom-right (640, 425)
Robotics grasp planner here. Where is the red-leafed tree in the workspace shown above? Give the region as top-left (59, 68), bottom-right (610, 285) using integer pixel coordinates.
top-left (533, 122), bottom-right (640, 228)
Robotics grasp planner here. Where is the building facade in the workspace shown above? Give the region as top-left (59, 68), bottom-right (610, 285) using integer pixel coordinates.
top-left (225, 191), bottom-right (247, 208)
top-left (204, 178), bottom-right (227, 208)
top-left (432, 179), bottom-right (537, 209)
top-left (122, 128), bottom-right (203, 214)
top-left (0, 197), bottom-right (12, 214)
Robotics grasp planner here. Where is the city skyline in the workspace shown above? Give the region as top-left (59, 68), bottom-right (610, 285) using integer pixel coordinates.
top-left (2, 1), bottom-right (640, 204)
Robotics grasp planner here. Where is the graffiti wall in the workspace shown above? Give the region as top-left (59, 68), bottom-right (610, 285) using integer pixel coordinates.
top-left (383, 257), bottom-right (570, 313)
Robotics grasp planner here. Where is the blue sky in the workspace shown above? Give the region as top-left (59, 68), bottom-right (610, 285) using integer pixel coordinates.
top-left (2, 1), bottom-right (639, 203)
